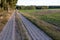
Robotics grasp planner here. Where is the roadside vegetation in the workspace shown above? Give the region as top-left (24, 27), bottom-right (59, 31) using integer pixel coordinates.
top-left (0, 11), bottom-right (13, 32)
top-left (0, 0), bottom-right (18, 32)
top-left (20, 9), bottom-right (60, 40)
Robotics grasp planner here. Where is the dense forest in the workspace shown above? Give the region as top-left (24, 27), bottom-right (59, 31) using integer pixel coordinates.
top-left (0, 0), bottom-right (17, 11)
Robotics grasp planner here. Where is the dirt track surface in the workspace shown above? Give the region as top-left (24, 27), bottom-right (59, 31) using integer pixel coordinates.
top-left (17, 13), bottom-right (52, 40)
top-left (0, 12), bottom-right (52, 40)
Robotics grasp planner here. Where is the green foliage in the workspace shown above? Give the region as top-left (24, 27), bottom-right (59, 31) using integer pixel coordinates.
top-left (21, 6), bottom-right (35, 10)
top-left (16, 6), bottom-right (49, 10)
top-left (16, 6), bottom-right (36, 10)
top-left (0, 0), bottom-right (18, 10)
top-left (41, 6), bottom-right (49, 9)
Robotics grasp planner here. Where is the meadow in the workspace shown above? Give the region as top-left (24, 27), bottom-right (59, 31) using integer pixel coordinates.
top-left (20, 9), bottom-right (60, 40)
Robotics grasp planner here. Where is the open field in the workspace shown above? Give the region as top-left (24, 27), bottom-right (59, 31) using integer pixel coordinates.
top-left (0, 11), bottom-right (13, 32)
top-left (20, 9), bottom-right (60, 40)
top-left (39, 13), bottom-right (60, 27)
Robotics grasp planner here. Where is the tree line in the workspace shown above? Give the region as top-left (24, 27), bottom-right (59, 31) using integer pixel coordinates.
top-left (16, 6), bottom-right (60, 10)
top-left (16, 6), bottom-right (49, 10)
top-left (0, 0), bottom-right (17, 11)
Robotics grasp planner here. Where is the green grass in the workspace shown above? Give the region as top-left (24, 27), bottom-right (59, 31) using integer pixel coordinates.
top-left (20, 9), bottom-right (49, 13)
top-left (20, 9), bottom-right (60, 40)
top-left (39, 13), bottom-right (60, 27)
top-left (20, 9), bottom-right (50, 12)
top-left (20, 9), bottom-right (60, 27)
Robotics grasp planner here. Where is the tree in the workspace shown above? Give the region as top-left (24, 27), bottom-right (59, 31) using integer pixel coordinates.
top-left (41, 6), bottom-right (49, 9)
top-left (20, 6), bottom-right (35, 10)
top-left (0, 0), bottom-right (18, 10)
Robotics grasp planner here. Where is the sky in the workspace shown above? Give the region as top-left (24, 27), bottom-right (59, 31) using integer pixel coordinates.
top-left (16, 0), bottom-right (60, 6)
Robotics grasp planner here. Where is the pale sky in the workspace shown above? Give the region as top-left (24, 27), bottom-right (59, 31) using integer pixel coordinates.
top-left (16, 0), bottom-right (60, 6)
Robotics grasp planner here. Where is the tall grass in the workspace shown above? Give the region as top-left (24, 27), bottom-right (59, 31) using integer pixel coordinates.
top-left (0, 11), bottom-right (13, 32)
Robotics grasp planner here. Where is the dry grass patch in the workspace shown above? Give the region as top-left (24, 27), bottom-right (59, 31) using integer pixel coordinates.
top-left (0, 11), bottom-right (13, 32)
